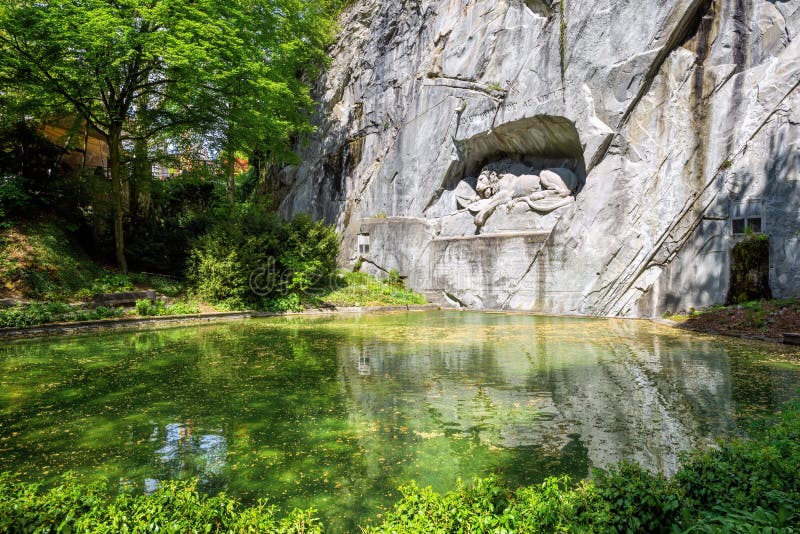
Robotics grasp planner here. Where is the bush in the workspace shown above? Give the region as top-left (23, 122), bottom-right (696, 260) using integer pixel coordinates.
top-left (187, 207), bottom-right (338, 310)
top-left (0, 475), bottom-right (321, 533)
top-left (89, 272), bottom-right (134, 294)
top-left (149, 275), bottom-right (186, 297)
top-left (727, 233), bottom-right (772, 305)
top-left (135, 298), bottom-right (165, 316)
top-left (0, 303), bottom-right (124, 328)
top-left (120, 172), bottom-right (219, 273)
top-left (0, 174), bottom-right (28, 226)
top-left (0, 302), bottom-right (70, 328)
top-left (165, 302), bottom-right (200, 315)
top-left (135, 299), bottom-right (199, 316)
top-left (592, 463), bottom-right (680, 533)
top-left (674, 401), bottom-right (800, 524)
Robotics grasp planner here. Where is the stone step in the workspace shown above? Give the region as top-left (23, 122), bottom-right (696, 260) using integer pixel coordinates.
top-left (783, 333), bottom-right (800, 346)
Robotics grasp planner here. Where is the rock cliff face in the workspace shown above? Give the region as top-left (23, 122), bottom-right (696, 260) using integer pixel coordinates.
top-left (281, 0), bottom-right (800, 317)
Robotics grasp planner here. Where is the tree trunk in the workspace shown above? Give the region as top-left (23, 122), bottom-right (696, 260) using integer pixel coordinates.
top-left (226, 151), bottom-right (236, 203)
top-left (108, 125), bottom-right (128, 273)
top-left (131, 137), bottom-right (149, 224)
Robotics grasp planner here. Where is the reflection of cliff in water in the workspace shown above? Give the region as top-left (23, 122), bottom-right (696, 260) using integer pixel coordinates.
top-left (337, 314), bottom-right (746, 478)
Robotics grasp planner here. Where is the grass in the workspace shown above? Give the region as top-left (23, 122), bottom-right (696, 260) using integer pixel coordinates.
top-left (0, 221), bottom-right (117, 301)
top-left (0, 222), bottom-right (193, 303)
top-left (314, 270), bottom-right (426, 307)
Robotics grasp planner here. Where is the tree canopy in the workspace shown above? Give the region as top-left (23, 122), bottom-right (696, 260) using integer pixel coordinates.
top-left (0, 0), bottom-right (338, 271)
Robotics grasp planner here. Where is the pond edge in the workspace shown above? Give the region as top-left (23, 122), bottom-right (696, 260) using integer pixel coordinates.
top-left (0, 304), bottom-right (442, 340)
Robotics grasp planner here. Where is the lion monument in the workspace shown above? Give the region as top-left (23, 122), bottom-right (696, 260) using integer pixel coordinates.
top-left (456, 160), bottom-right (579, 228)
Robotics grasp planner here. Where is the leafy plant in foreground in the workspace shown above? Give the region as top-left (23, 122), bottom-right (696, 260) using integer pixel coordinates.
top-left (0, 303), bottom-right (124, 328)
top-left (135, 299), bottom-right (199, 316)
top-left (0, 475), bottom-right (321, 533)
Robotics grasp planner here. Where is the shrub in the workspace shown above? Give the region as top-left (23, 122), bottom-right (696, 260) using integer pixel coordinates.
top-left (149, 275), bottom-right (186, 297)
top-left (0, 302), bottom-right (71, 328)
top-left (165, 302), bottom-right (200, 315)
top-left (187, 207), bottom-right (338, 310)
top-left (0, 174), bottom-right (28, 226)
top-left (387, 269), bottom-right (403, 287)
top-left (592, 463), bottom-right (680, 533)
top-left (674, 401), bottom-right (800, 522)
top-left (727, 233), bottom-right (771, 304)
top-left (0, 303), bottom-right (124, 328)
top-left (1, 400), bottom-right (799, 532)
top-left (264, 293), bottom-right (303, 312)
top-left (0, 475), bottom-right (321, 533)
top-left (89, 272), bottom-right (134, 294)
top-left (73, 306), bottom-right (124, 322)
top-left (135, 298), bottom-right (161, 316)
top-left (135, 299), bottom-right (199, 316)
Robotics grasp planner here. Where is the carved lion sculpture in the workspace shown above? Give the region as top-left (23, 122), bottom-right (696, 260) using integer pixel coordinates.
top-left (467, 162), bottom-right (578, 227)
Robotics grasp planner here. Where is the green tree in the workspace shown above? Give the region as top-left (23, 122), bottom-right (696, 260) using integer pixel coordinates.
top-left (200, 1), bottom-right (335, 203)
top-left (0, 0), bottom-right (337, 271)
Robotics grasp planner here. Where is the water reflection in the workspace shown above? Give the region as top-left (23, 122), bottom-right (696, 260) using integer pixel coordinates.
top-left (0, 311), bottom-right (798, 532)
top-left (154, 422), bottom-right (227, 479)
top-left (336, 313), bottom-right (779, 477)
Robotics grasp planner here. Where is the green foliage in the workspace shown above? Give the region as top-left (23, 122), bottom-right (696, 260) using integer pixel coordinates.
top-left (187, 207), bottom-right (338, 310)
top-left (0, 123), bottom-right (69, 224)
top-left (164, 301), bottom-right (200, 315)
top-left (264, 293), bottom-right (303, 313)
top-left (0, 302), bottom-right (124, 328)
top-left (0, 222), bottom-right (138, 301)
top-left (0, 475), bottom-right (322, 533)
top-left (0, 174), bottom-right (28, 226)
top-left (593, 463), bottom-right (680, 533)
top-left (674, 403), bottom-right (800, 523)
top-left (0, 0), bottom-right (340, 270)
top-left (387, 269), bottom-right (403, 286)
top-left (368, 400), bottom-right (800, 533)
top-left (317, 271), bottom-right (426, 307)
top-left (148, 276), bottom-right (186, 298)
top-left (135, 299), bottom-right (199, 316)
top-left (88, 272), bottom-right (135, 294)
top-left (135, 298), bottom-right (161, 316)
top-left (122, 168), bottom-right (223, 274)
top-left (727, 233), bottom-right (771, 305)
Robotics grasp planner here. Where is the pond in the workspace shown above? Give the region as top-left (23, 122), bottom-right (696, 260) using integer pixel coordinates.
top-left (1, 311), bottom-right (800, 531)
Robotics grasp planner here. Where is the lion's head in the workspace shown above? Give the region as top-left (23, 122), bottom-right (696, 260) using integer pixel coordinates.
top-left (476, 169), bottom-right (499, 198)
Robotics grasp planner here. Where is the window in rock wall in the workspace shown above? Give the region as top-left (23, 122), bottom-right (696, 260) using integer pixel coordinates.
top-left (731, 200), bottom-right (764, 235)
top-left (357, 233), bottom-right (370, 255)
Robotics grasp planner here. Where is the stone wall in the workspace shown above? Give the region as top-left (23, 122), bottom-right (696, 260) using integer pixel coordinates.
top-left (282, 0), bottom-right (800, 317)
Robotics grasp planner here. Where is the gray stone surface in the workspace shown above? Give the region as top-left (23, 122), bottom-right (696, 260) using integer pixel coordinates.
top-left (281, 0), bottom-right (800, 317)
